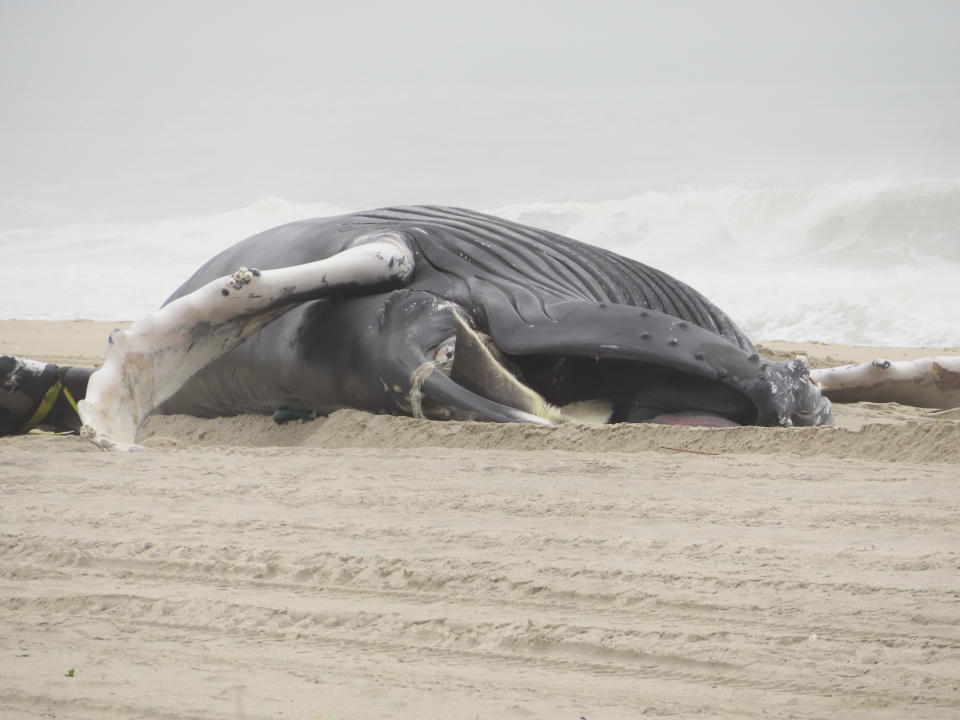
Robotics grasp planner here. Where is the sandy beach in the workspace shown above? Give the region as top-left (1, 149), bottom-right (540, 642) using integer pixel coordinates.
top-left (2, 320), bottom-right (959, 719)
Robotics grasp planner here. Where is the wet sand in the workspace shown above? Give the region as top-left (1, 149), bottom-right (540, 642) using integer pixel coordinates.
top-left (2, 321), bottom-right (958, 719)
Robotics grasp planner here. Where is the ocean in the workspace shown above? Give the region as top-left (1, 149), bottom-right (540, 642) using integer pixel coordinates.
top-left (3, 178), bottom-right (958, 347)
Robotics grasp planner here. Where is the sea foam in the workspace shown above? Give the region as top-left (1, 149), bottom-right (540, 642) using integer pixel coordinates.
top-left (3, 180), bottom-right (958, 346)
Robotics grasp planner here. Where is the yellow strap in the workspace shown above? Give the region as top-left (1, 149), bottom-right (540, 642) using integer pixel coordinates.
top-left (62, 385), bottom-right (79, 414)
top-left (19, 379), bottom-right (65, 434)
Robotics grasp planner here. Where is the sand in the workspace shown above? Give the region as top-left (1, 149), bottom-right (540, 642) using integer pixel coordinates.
top-left (2, 321), bottom-right (959, 719)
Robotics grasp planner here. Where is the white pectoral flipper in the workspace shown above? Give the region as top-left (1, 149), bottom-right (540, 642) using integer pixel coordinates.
top-left (79, 236), bottom-right (414, 450)
top-left (810, 356), bottom-right (960, 409)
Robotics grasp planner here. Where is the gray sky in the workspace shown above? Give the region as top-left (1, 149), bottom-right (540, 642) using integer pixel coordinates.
top-left (2, 0), bottom-right (958, 226)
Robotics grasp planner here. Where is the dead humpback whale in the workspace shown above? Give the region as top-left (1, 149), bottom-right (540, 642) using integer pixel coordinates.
top-left (1, 205), bottom-right (955, 450)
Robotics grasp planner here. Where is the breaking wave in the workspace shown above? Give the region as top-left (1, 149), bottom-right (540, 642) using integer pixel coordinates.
top-left (3, 179), bottom-right (958, 346)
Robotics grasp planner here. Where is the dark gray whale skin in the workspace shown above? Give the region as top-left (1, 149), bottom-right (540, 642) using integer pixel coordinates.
top-left (157, 205), bottom-right (831, 427)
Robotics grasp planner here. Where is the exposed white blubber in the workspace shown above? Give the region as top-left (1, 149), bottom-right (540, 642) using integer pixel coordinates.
top-left (78, 237), bottom-right (413, 450)
top-left (811, 357), bottom-right (960, 409)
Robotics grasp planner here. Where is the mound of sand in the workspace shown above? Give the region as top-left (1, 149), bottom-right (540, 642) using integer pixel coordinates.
top-left (138, 404), bottom-right (960, 465)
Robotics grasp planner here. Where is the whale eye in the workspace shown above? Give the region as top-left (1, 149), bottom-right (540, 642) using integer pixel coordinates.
top-left (433, 337), bottom-right (456, 373)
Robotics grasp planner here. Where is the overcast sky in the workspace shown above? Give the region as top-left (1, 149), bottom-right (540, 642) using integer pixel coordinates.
top-left (2, 0), bottom-right (958, 226)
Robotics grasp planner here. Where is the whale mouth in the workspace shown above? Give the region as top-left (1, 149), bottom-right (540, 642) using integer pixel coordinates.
top-left (418, 296), bottom-right (832, 428)
top-left (508, 353), bottom-right (756, 426)
top-left (442, 310), bottom-right (756, 427)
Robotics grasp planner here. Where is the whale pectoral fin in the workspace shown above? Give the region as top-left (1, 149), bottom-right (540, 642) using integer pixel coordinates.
top-left (79, 236), bottom-right (415, 450)
top-left (810, 356), bottom-right (960, 409)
